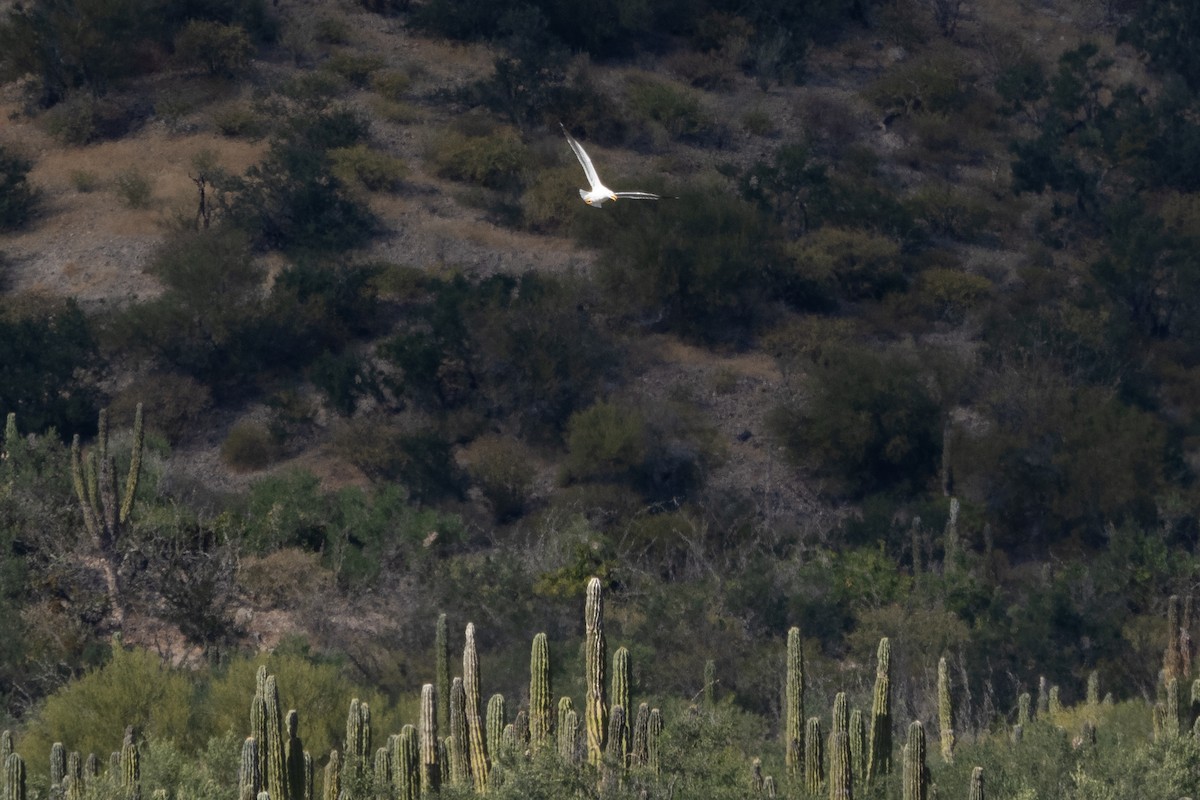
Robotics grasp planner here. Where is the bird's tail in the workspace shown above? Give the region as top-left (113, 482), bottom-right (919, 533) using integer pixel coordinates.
top-left (579, 189), bottom-right (589, 200)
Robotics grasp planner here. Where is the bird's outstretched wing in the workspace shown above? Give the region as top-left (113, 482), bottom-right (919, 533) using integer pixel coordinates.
top-left (560, 123), bottom-right (603, 192)
top-left (612, 191), bottom-right (664, 200)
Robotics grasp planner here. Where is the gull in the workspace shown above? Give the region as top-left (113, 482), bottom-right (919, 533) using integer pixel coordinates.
top-left (561, 123), bottom-right (665, 206)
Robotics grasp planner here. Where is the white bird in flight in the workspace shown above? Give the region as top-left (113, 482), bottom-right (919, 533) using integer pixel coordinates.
top-left (561, 123), bottom-right (665, 206)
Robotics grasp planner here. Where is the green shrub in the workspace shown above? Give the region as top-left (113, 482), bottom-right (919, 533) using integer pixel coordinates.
top-left (20, 643), bottom-right (197, 760)
top-left (114, 168), bottom-right (153, 208)
top-left (565, 401), bottom-right (647, 485)
top-left (462, 435), bottom-right (538, 522)
top-left (903, 268), bottom-right (993, 324)
top-left (372, 70), bottom-right (411, 101)
top-left (220, 420), bottom-right (277, 472)
top-left (866, 52), bottom-right (979, 116)
top-left (584, 185), bottom-right (780, 341)
top-left (769, 343), bottom-right (944, 498)
top-left (0, 146), bottom-right (36, 230)
top-left (625, 76), bottom-right (712, 141)
top-left (0, 298), bottom-right (100, 437)
top-left (212, 103), bottom-right (267, 138)
top-left (428, 125), bottom-right (529, 190)
top-left (323, 51), bottom-right (384, 87)
top-left (175, 20), bottom-right (254, 77)
top-left (789, 226), bottom-right (905, 302)
top-left (905, 184), bottom-right (991, 241)
top-left (332, 417), bottom-right (467, 503)
top-left (69, 169), bottom-right (101, 192)
top-left (329, 145), bottom-right (407, 191)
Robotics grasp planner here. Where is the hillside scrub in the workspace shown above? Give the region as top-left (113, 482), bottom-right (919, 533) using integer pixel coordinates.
top-left (5, 1), bottom-right (1200, 791)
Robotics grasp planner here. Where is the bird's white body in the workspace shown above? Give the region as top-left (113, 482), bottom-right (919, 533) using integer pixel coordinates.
top-left (561, 124), bottom-right (664, 206)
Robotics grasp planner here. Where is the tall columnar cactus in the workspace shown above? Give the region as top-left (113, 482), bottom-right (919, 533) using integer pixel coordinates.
top-left (322, 751), bottom-right (341, 800)
top-left (302, 753), bottom-right (313, 800)
top-left (70, 404), bottom-right (144, 628)
top-left (560, 708), bottom-right (580, 764)
top-left (937, 657), bottom-right (954, 764)
top-left (866, 638), bottom-right (891, 785)
top-left (1165, 594), bottom-right (1183, 682)
top-left (65, 752), bottom-right (83, 800)
top-left (584, 577), bottom-right (608, 766)
top-left (120, 727), bottom-right (140, 800)
top-left (646, 708), bottom-right (663, 776)
top-left (264, 675), bottom-right (290, 800)
top-left (804, 717), bottom-right (823, 797)
top-left (1036, 676), bottom-right (1048, 718)
top-left (750, 758), bottom-right (764, 794)
top-left (7, 752), bottom-right (26, 800)
top-left (486, 694), bottom-right (507, 761)
top-left (285, 710), bottom-right (305, 800)
top-left (85, 754), bottom-right (99, 781)
top-left (1153, 703), bottom-right (1165, 743)
top-left (848, 710), bottom-right (866, 787)
top-left (419, 684), bottom-right (440, 796)
top-left (448, 678), bottom-right (468, 788)
top-left (393, 726), bottom-right (419, 800)
top-left (252, 668), bottom-right (269, 784)
top-left (631, 703), bottom-right (650, 768)
top-left (827, 730), bottom-right (851, 800)
top-left (1086, 671), bottom-right (1099, 707)
top-left (0, 731), bottom-right (11, 763)
top-left (373, 747), bottom-right (392, 800)
top-left (529, 633), bottom-right (553, 749)
top-left (345, 699), bottom-right (373, 781)
top-left (239, 737), bottom-right (261, 800)
top-left (51, 742), bottom-right (67, 792)
top-left (785, 627), bottom-right (805, 779)
top-left (901, 721), bottom-right (927, 800)
top-left (557, 697), bottom-right (575, 759)
top-left (611, 647), bottom-right (631, 745)
top-left (763, 776), bottom-right (777, 798)
top-left (1165, 677), bottom-right (1181, 739)
top-left (1017, 693), bottom-right (1031, 727)
top-left (462, 623), bottom-right (490, 793)
top-left (3, 413), bottom-right (18, 490)
top-left (614, 642), bottom-right (633, 762)
top-left (1048, 686), bottom-right (1062, 717)
top-left (968, 766), bottom-right (984, 800)
top-left (608, 706), bottom-right (629, 772)
top-left (704, 660), bottom-right (716, 708)
top-left (832, 692), bottom-right (848, 735)
top-left (436, 614), bottom-right (450, 734)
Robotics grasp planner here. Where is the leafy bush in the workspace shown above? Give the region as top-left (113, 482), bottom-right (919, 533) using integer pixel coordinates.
top-left (382, 272), bottom-right (617, 439)
top-left (770, 343), bottom-right (944, 498)
top-left (0, 298), bottom-right (100, 438)
top-left (332, 418), bottom-right (467, 504)
top-left (323, 51), bottom-right (385, 87)
top-left (625, 76), bottom-right (712, 141)
top-left (0, 146), bottom-right (36, 230)
top-left (114, 167), bottom-right (153, 208)
top-left (565, 401), bottom-right (647, 485)
top-left (212, 103), bottom-right (267, 138)
top-left (789, 226), bottom-right (906, 302)
top-left (19, 643), bottom-right (197, 760)
top-left (901, 267), bottom-right (993, 324)
top-left (220, 419), bottom-right (277, 471)
top-left (329, 144), bottom-right (407, 191)
top-left (462, 435), bottom-right (538, 522)
top-left (428, 125), bottom-right (529, 190)
top-left (225, 107), bottom-right (379, 253)
top-left (583, 185), bottom-right (781, 342)
top-left (175, 20), bottom-right (254, 76)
